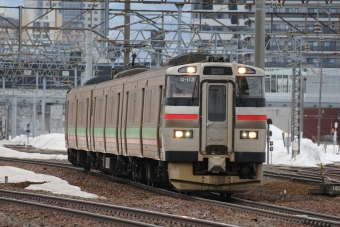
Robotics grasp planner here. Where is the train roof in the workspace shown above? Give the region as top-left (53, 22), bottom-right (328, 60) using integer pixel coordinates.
top-left (162, 52), bottom-right (214, 66)
top-left (113, 68), bottom-right (150, 79)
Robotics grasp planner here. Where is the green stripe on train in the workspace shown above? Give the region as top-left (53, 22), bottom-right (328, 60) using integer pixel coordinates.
top-left (93, 127), bottom-right (104, 137)
top-left (67, 127), bottom-right (75, 135)
top-left (68, 127), bottom-right (157, 139)
top-left (76, 128), bottom-right (86, 136)
top-left (142, 127), bottom-right (157, 138)
top-left (105, 128), bottom-right (116, 137)
top-left (126, 127), bottom-right (157, 139)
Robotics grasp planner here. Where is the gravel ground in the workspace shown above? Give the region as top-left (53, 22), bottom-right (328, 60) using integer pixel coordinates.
top-left (0, 160), bottom-right (339, 227)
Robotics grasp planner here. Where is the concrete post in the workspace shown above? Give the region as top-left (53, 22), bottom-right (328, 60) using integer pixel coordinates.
top-left (85, 30), bottom-right (93, 83)
top-left (2, 79), bottom-right (5, 98)
top-left (74, 67), bottom-right (77, 88)
top-left (33, 72), bottom-right (38, 137)
top-left (12, 97), bottom-right (17, 138)
top-left (175, 4), bottom-right (184, 56)
top-left (105, 0), bottom-right (109, 37)
top-left (254, 0), bottom-right (266, 69)
top-left (5, 103), bottom-right (9, 140)
top-left (42, 77), bottom-right (46, 133)
top-left (18, 6), bottom-right (22, 67)
top-left (124, 0), bottom-right (130, 68)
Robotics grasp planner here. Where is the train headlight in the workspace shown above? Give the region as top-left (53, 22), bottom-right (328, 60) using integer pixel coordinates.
top-left (248, 132), bottom-right (257, 139)
top-left (174, 130), bottom-right (193, 138)
top-left (178, 66), bottom-right (197, 73)
top-left (238, 66), bottom-right (256, 74)
top-left (175, 131), bottom-right (183, 138)
top-left (238, 67), bottom-right (246, 74)
top-left (240, 131), bottom-right (258, 139)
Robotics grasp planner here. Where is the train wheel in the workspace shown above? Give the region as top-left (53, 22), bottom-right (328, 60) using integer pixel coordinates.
top-left (98, 154), bottom-right (104, 171)
top-left (132, 160), bottom-right (139, 182)
top-left (219, 193), bottom-right (232, 202)
top-left (90, 153), bottom-right (97, 169)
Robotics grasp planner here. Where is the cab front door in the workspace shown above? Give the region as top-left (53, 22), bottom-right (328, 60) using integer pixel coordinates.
top-left (201, 82), bottom-right (234, 155)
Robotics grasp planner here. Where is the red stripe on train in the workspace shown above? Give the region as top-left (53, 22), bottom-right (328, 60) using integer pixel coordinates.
top-left (236, 115), bottom-right (267, 121)
top-left (164, 114), bottom-right (198, 120)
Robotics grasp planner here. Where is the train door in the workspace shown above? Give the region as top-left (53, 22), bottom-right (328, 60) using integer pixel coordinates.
top-left (201, 82), bottom-right (234, 155)
top-left (85, 98), bottom-right (90, 150)
top-left (89, 98), bottom-right (95, 151)
top-left (116, 93), bottom-right (121, 153)
top-left (122, 92), bottom-right (129, 155)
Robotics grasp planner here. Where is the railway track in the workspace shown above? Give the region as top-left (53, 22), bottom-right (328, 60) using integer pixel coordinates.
top-left (264, 165), bottom-right (340, 184)
top-left (232, 197), bottom-right (340, 226)
top-left (189, 192), bottom-right (340, 227)
top-left (1, 157), bottom-right (340, 226)
top-left (0, 189), bottom-right (231, 227)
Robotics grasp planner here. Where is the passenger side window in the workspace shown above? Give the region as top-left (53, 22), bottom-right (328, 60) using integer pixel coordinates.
top-left (143, 89), bottom-right (156, 124)
top-left (106, 95), bottom-right (116, 126)
top-left (128, 91), bottom-right (140, 125)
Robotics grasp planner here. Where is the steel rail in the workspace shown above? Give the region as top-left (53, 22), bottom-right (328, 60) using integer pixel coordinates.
top-left (264, 171), bottom-right (325, 184)
top-left (188, 194), bottom-right (340, 227)
top-left (266, 165), bottom-right (340, 180)
top-left (0, 189), bottom-right (233, 227)
top-left (232, 197), bottom-right (340, 226)
top-left (0, 196), bottom-right (158, 227)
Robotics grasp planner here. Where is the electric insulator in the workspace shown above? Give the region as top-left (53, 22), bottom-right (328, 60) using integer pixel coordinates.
top-left (305, 43), bottom-right (310, 52)
top-left (319, 36), bottom-right (324, 43)
top-left (314, 21), bottom-right (321, 33)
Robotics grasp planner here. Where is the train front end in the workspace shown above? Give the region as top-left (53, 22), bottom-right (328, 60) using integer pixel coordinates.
top-left (162, 57), bottom-right (266, 192)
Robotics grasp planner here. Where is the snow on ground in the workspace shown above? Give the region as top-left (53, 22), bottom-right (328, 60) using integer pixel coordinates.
top-left (1, 133), bottom-right (67, 151)
top-left (268, 124), bottom-right (340, 167)
top-left (0, 145), bottom-right (67, 160)
top-left (0, 166), bottom-right (98, 198)
top-left (0, 134), bottom-right (67, 160)
top-left (0, 125), bottom-right (339, 198)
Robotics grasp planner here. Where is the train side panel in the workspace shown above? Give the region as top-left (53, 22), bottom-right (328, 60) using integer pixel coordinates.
top-left (93, 87), bottom-right (107, 152)
top-left (66, 88), bottom-right (81, 149)
top-left (122, 69), bottom-right (167, 159)
top-left (123, 79), bottom-right (140, 157)
top-left (141, 85), bottom-right (163, 159)
top-left (77, 86), bottom-right (94, 151)
top-left (104, 84), bottom-right (123, 155)
top-left (137, 71), bottom-right (165, 160)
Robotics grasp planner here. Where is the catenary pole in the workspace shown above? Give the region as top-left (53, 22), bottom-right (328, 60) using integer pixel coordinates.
top-left (254, 0), bottom-right (266, 165)
top-left (124, 0), bottom-right (130, 68)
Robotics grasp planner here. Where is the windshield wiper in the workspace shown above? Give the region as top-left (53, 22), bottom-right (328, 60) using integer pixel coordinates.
top-left (191, 77), bottom-right (198, 103)
top-left (237, 80), bottom-right (244, 103)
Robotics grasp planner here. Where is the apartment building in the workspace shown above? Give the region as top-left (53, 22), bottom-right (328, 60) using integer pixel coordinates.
top-left (191, 0), bottom-right (340, 140)
top-left (23, 1), bottom-right (105, 41)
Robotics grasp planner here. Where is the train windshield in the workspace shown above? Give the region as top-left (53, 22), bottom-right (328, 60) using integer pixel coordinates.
top-left (236, 76), bottom-right (264, 98)
top-left (166, 75), bottom-right (199, 98)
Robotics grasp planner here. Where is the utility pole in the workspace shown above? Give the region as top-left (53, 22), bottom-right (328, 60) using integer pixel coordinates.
top-left (5, 104), bottom-right (9, 140)
top-left (104, 0), bottom-right (109, 37)
top-left (124, 0), bottom-right (131, 68)
top-left (317, 36), bottom-right (324, 146)
top-left (254, 0), bottom-right (265, 70)
top-left (175, 4), bottom-right (184, 56)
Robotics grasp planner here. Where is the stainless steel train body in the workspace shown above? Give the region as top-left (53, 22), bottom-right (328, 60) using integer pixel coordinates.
top-left (65, 53), bottom-right (267, 193)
